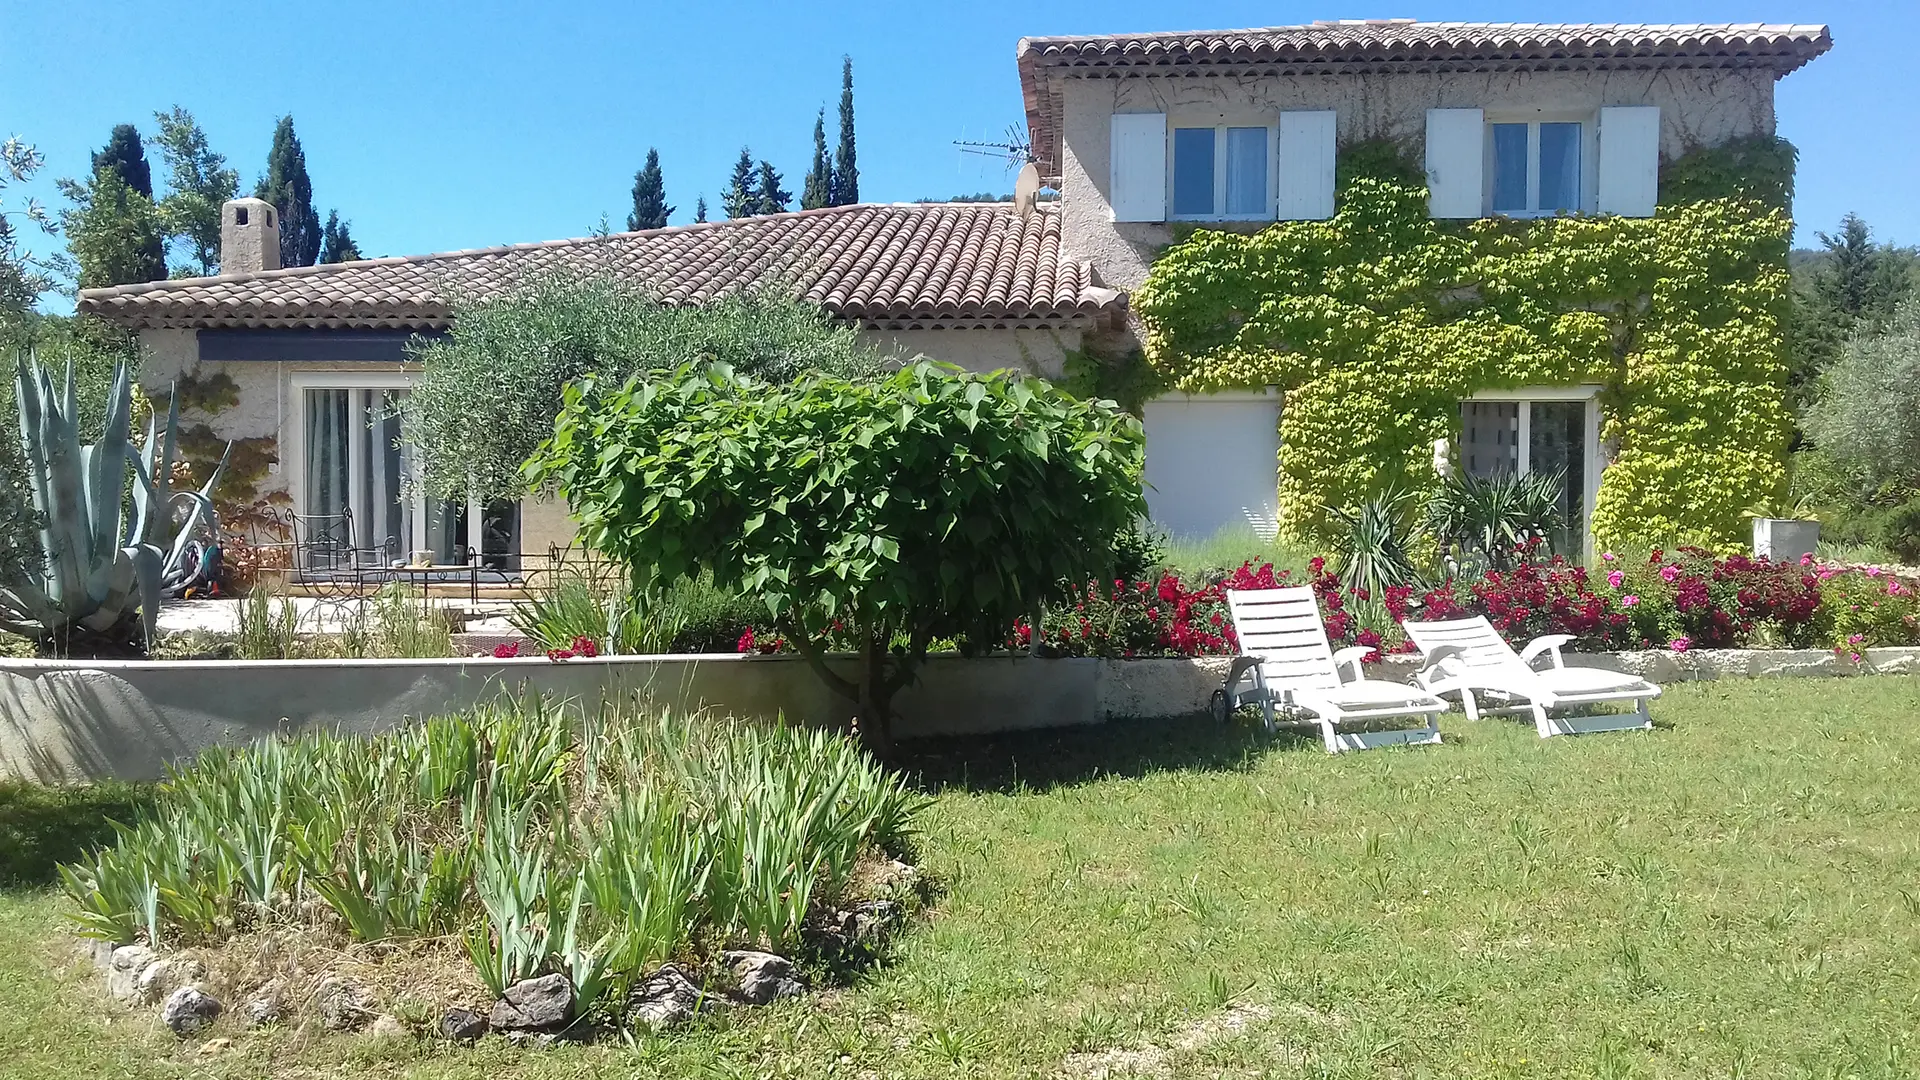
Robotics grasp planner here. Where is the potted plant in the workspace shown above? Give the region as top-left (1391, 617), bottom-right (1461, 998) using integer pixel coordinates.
top-left (1746, 491), bottom-right (1821, 563)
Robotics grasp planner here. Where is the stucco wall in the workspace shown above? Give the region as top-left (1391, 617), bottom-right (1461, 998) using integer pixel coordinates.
top-left (863, 326), bottom-right (1082, 379)
top-left (1058, 67), bottom-right (1780, 290)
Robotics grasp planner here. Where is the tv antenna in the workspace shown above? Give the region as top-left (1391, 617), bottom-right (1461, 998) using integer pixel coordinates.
top-left (953, 122), bottom-right (1035, 171)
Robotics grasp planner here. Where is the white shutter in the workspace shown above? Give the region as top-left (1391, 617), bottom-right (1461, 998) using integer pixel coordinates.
top-left (1597, 106), bottom-right (1661, 217)
top-left (1425, 108), bottom-right (1485, 219)
top-left (1110, 112), bottom-right (1167, 223)
top-left (1276, 110), bottom-right (1337, 220)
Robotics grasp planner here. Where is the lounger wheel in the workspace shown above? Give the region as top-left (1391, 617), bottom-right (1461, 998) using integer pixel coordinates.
top-left (1210, 689), bottom-right (1231, 724)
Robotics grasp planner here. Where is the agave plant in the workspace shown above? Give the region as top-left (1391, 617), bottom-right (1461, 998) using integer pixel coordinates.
top-left (3, 356), bottom-right (228, 647)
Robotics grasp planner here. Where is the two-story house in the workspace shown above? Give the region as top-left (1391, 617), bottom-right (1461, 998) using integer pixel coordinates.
top-left (76, 20), bottom-right (1831, 574)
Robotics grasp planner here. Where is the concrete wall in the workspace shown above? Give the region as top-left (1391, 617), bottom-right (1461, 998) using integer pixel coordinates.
top-left (863, 326), bottom-right (1082, 379)
top-left (1058, 67), bottom-right (1780, 290)
top-left (6, 648), bottom-right (1916, 782)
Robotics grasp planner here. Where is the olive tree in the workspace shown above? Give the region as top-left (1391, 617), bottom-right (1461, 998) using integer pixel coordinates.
top-left (1805, 297), bottom-right (1920, 490)
top-left (403, 275), bottom-right (885, 500)
top-left (527, 360), bottom-right (1146, 750)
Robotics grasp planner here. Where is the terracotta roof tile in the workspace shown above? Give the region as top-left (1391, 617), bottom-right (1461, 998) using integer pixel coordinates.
top-left (77, 202), bottom-right (1121, 332)
top-left (1017, 20), bottom-right (1833, 179)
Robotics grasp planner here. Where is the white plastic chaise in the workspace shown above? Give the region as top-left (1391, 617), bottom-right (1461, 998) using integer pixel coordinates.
top-left (1216, 586), bottom-right (1448, 753)
top-left (1401, 616), bottom-right (1660, 739)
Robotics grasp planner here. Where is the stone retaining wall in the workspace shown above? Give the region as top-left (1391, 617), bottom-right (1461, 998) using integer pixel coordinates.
top-left (2, 648), bottom-right (1913, 782)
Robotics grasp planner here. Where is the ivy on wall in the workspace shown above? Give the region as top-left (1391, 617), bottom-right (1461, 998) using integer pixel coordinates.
top-left (147, 371), bottom-right (289, 537)
top-left (1133, 143), bottom-right (1795, 551)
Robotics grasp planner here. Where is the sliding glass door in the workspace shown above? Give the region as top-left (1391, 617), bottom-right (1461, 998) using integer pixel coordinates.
top-left (1458, 392), bottom-right (1598, 558)
top-left (295, 376), bottom-right (520, 575)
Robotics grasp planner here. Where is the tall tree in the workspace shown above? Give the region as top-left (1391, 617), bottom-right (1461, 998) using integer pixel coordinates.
top-left (801, 108), bottom-right (832, 211)
top-left (694, 196), bottom-right (708, 224)
top-left (627, 147), bottom-right (674, 231)
top-left (1813, 214), bottom-right (1911, 332)
top-left (152, 106), bottom-right (239, 276)
top-left (254, 115), bottom-right (322, 267)
top-left (1, 137), bottom-right (57, 314)
top-left (721, 148), bottom-right (759, 220)
top-left (830, 56), bottom-right (859, 206)
top-left (319, 210), bottom-right (362, 263)
top-left (57, 166), bottom-right (168, 288)
top-left (755, 161), bottom-right (791, 216)
top-left (91, 124), bottom-right (154, 199)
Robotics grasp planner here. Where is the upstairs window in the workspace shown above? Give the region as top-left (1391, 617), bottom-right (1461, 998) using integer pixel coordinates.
top-left (1490, 120), bottom-right (1582, 216)
top-left (1170, 125), bottom-right (1269, 219)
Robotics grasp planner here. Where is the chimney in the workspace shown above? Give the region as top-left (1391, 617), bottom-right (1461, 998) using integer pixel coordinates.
top-left (220, 197), bottom-right (280, 274)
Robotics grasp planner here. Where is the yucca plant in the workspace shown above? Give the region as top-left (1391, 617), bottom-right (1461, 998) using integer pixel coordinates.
top-left (1429, 468), bottom-right (1567, 572)
top-left (1326, 486), bottom-right (1427, 599)
top-left (3, 357), bottom-right (228, 649)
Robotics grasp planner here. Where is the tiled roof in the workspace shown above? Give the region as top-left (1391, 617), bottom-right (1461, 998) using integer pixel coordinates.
top-left (1018, 20), bottom-right (1833, 179)
top-left (77, 202), bottom-right (1123, 332)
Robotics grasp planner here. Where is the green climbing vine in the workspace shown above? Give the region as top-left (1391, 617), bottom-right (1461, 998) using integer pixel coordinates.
top-left (1134, 142), bottom-right (1795, 551)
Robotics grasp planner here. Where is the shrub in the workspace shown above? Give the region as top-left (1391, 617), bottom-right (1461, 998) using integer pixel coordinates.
top-left (1804, 298), bottom-right (1920, 494)
top-left (60, 695), bottom-right (922, 1012)
top-left (528, 360), bottom-right (1145, 749)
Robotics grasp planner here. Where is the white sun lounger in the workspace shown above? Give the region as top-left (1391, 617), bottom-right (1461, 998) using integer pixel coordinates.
top-left (1401, 616), bottom-right (1660, 738)
top-left (1216, 586), bottom-right (1447, 753)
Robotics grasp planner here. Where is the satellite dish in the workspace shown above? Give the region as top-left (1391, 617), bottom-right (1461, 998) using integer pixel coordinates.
top-left (1013, 162), bottom-right (1041, 221)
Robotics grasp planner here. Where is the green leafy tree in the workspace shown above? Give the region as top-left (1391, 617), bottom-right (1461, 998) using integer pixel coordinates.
top-left (1, 137), bottom-right (57, 315)
top-left (627, 147), bottom-right (673, 231)
top-left (91, 124), bottom-right (154, 198)
top-left (57, 167), bottom-right (168, 288)
top-left (254, 115), bottom-right (322, 267)
top-left (830, 57), bottom-right (858, 205)
top-left (694, 196), bottom-right (708, 224)
top-left (402, 276), bottom-right (885, 500)
top-left (152, 106), bottom-right (239, 276)
top-left (801, 108), bottom-right (832, 210)
top-left (721, 149), bottom-right (758, 220)
top-left (1805, 298), bottom-right (1920, 491)
top-left (1788, 214), bottom-right (1917, 416)
top-left (755, 160), bottom-right (791, 216)
top-left (526, 360), bottom-right (1145, 750)
top-left (319, 210), bottom-right (362, 263)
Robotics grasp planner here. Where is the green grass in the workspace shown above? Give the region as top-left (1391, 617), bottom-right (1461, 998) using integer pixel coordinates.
top-left (4, 677), bottom-right (1920, 1078)
top-left (1159, 522), bottom-right (1317, 578)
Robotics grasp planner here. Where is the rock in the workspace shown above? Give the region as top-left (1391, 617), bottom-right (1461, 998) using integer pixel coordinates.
top-left (873, 859), bottom-right (921, 894)
top-left (195, 1037), bottom-right (233, 1058)
top-left (439, 1006), bottom-right (489, 1042)
top-left (723, 951), bottom-right (805, 1005)
top-left (81, 938), bottom-right (116, 971)
top-left (488, 973), bottom-right (573, 1032)
top-left (161, 986), bottom-right (223, 1037)
top-left (136, 958), bottom-right (206, 1006)
top-left (244, 995), bottom-right (283, 1027)
top-left (107, 944), bottom-right (158, 1002)
top-left (368, 1014), bottom-right (411, 1040)
top-left (626, 965), bottom-right (705, 1030)
top-left (315, 976), bottom-right (375, 1031)
top-left (812, 898), bottom-right (901, 951)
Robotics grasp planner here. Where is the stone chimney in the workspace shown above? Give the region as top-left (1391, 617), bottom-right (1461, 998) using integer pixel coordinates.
top-left (219, 197), bottom-right (280, 274)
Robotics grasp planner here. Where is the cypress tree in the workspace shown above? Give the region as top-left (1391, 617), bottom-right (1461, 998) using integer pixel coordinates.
top-left (254, 115), bottom-right (322, 267)
top-left (626, 147), bottom-right (674, 231)
top-left (694, 196), bottom-right (708, 224)
top-left (830, 56), bottom-right (859, 206)
top-left (92, 124), bottom-right (154, 199)
top-left (319, 210), bottom-right (363, 263)
top-left (721, 148), bottom-right (759, 220)
top-left (755, 161), bottom-right (791, 216)
top-left (801, 108), bottom-right (832, 211)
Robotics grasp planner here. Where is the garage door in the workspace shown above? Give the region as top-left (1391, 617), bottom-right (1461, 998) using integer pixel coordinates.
top-left (1142, 390), bottom-right (1281, 540)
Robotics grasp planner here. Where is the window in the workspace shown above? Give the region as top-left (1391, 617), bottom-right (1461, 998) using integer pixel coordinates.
top-left (1170, 124), bottom-right (1269, 218)
top-left (1172, 128), bottom-right (1215, 217)
top-left (292, 374), bottom-right (522, 577)
top-left (1490, 121), bottom-right (1583, 216)
top-left (1459, 391), bottom-right (1600, 558)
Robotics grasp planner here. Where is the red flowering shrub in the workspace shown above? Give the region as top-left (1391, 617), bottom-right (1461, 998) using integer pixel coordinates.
top-left (491, 641), bottom-right (521, 659)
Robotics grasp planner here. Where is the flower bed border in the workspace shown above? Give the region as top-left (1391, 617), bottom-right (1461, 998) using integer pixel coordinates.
top-left (4, 648), bottom-right (1916, 783)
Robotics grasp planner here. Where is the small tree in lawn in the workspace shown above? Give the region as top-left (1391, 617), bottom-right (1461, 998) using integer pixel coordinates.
top-left (528, 360), bottom-right (1145, 752)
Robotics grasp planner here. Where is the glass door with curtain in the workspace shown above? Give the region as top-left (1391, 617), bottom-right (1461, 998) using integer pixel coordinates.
top-left (1457, 396), bottom-right (1593, 558)
top-left (298, 377), bottom-right (522, 577)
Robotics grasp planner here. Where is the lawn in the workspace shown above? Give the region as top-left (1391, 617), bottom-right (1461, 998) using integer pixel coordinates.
top-left (2, 676), bottom-right (1918, 1079)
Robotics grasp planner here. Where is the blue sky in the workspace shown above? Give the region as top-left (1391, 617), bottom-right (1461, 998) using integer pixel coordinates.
top-left (4, 0), bottom-right (1911, 297)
